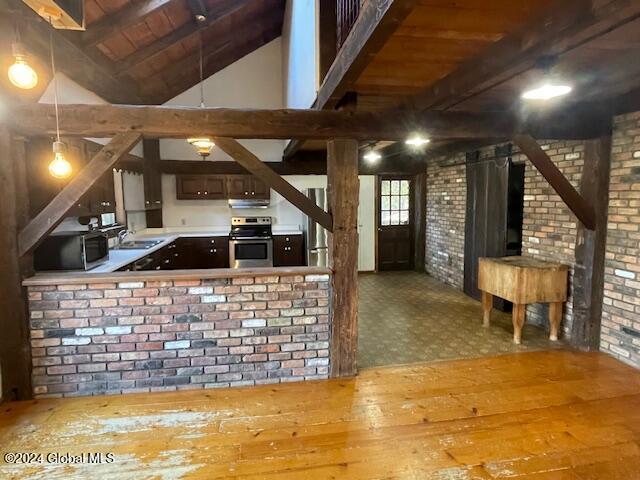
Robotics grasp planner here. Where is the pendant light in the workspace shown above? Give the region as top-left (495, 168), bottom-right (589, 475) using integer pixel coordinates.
top-left (47, 18), bottom-right (72, 179)
top-left (187, 17), bottom-right (215, 159)
top-left (8, 25), bottom-right (38, 90)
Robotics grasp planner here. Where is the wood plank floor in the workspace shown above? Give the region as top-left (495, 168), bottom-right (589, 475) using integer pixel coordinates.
top-left (1, 351), bottom-right (640, 479)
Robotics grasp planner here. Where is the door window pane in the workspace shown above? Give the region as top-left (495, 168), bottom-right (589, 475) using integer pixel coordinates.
top-left (380, 179), bottom-right (411, 226)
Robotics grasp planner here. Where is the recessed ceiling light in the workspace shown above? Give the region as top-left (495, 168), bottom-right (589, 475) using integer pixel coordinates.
top-left (522, 83), bottom-right (572, 101)
top-left (405, 135), bottom-right (430, 148)
top-left (363, 150), bottom-right (381, 163)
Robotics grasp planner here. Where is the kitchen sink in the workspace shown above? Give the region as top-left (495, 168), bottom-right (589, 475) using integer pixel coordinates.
top-left (117, 240), bottom-right (163, 250)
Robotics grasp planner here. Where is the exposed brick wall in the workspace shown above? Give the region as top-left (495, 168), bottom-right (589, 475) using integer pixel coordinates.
top-left (425, 142), bottom-right (584, 338)
top-left (27, 273), bottom-right (330, 398)
top-left (425, 152), bottom-right (467, 288)
top-left (601, 112), bottom-right (640, 366)
top-left (514, 140), bottom-right (584, 336)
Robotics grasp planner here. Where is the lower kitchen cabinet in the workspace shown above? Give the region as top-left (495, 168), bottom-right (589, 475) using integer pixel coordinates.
top-left (175, 237), bottom-right (229, 269)
top-left (273, 234), bottom-right (305, 267)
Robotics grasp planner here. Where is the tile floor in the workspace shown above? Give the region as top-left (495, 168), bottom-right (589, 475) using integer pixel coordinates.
top-left (358, 271), bottom-right (567, 368)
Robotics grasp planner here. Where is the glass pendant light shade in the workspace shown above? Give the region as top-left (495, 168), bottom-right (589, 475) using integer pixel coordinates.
top-left (8, 43), bottom-right (38, 90)
top-left (48, 140), bottom-right (72, 179)
top-left (187, 138), bottom-right (215, 158)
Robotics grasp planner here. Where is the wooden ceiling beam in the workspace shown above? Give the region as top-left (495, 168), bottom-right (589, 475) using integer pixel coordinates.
top-left (0, 0), bottom-right (144, 104)
top-left (400, 0), bottom-right (640, 112)
top-left (316, 0), bottom-right (418, 110)
top-left (116, 0), bottom-right (254, 74)
top-left (8, 103), bottom-right (532, 141)
top-left (81, 0), bottom-right (174, 47)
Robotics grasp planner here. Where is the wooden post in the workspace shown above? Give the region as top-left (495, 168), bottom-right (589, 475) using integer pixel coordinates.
top-left (571, 135), bottom-right (612, 350)
top-left (0, 127), bottom-right (32, 399)
top-left (327, 138), bottom-right (359, 377)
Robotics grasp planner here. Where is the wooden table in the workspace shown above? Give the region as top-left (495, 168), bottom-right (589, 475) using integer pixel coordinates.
top-left (478, 256), bottom-right (569, 344)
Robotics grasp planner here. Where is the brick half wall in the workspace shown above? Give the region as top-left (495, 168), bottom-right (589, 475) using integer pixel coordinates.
top-left (27, 272), bottom-right (331, 398)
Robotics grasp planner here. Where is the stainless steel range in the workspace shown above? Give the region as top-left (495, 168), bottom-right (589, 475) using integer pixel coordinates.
top-left (229, 217), bottom-right (273, 268)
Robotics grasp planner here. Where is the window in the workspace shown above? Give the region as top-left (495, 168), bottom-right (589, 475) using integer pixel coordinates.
top-left (380, 179), bottom-right (410, 226)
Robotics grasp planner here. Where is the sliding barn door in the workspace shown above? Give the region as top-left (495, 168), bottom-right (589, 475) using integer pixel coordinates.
top-left (463, 151), bottom-right (509, 302)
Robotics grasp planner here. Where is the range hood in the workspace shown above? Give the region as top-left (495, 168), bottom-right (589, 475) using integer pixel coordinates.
top-left (228, 199), bottom-right (270, 209)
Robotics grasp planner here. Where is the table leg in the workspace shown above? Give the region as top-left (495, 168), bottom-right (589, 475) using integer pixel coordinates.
top-left (549, 302), bottom-right (563, 341)
top-left (481, 291), bottom-right (492, 327)
top-left (512, 304), bottom-right (526, 344)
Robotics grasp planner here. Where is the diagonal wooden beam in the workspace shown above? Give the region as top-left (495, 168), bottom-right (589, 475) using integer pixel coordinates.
top-left (513, 134), bottom-right (595, 230)
top-left (401, 0), bottom-right (640, 111)
top-left (116, 0), bottom-right (254, 74)
top-left (213, 137), bottom-right (334, 232)
top-left (81, 0), bottom-right (173, 47)
top-left (18, 133), bottom-right (142, 256)
top-left (316, 0), bottom-right (418, 110)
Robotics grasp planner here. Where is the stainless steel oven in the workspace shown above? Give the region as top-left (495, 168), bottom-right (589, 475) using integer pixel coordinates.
top-left (229, 217), bottom-right (273, 268)
top-left (34, 231), bottom-right (109, 271)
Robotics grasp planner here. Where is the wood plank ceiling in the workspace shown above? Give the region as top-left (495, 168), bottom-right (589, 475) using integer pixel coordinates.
top-left (1, 0), bottom-right (285, 105)
top-left (83, 0), bottom-right (285, 104)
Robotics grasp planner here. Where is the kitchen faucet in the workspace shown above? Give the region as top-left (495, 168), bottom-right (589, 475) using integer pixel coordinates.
top-left (118, 230), bottom-right (133, 247)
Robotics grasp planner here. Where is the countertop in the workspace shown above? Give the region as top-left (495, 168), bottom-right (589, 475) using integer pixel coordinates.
top-left (30, 226), bottom-right (305, 276)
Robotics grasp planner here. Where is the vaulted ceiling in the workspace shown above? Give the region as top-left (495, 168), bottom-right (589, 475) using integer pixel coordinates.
top-left (0, 0), bottom-right (286, 105)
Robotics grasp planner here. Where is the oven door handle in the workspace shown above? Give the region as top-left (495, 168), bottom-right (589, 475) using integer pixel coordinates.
top-left (230, 237), bottom-right (272, 241)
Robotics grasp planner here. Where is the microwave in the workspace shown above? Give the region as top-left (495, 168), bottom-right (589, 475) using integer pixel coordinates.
top-left (34, 231), bottom-right (109, 271)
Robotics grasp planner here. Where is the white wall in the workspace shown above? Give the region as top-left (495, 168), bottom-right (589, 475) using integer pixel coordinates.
top-left (282, 0), bottom-right (319, 109)
top-left (161, 39), bottom-right (285, 162)
top-left (161, 174), bottom-right (376, 270)
top-left (38, 73), bottom-right (143, 156)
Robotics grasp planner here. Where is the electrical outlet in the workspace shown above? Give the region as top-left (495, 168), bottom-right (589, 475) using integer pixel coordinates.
top-left (181, 218), bottom-right (186, 226)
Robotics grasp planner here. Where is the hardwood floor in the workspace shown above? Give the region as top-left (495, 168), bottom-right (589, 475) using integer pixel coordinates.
top-left (1, 351), bottom-right (640, 479)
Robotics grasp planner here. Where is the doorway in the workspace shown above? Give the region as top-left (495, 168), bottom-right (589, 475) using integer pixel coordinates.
top-left (463, 147), bottom-right (525, 307)
top-left (376, 175), bottom-right (414, 270)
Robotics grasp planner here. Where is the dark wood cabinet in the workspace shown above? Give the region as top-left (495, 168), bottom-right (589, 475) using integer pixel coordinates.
top-left (176, 175), bottom-right (227, 200)
top-left (273, 234), bottom-right (305, 267)
top-left (176, 174), bottom-right (269, 200)
top-left (227, 175), bottom-right (269, 200)
top-left (118, 237), bottom-right (230, 272)
top-left (143, 139), bottom-right (163, 210)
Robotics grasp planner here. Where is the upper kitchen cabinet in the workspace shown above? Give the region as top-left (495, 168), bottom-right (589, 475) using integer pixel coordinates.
top-left (143, 139), bottom-right (163, 210)
top-left (176, 175), bottom-right (227, 200)
top-left (227, 175), bottom-right (270, 200)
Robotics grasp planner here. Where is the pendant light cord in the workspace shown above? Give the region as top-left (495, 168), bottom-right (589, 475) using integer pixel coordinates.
top-left (49, 18), bottom-right (61, 143)
top-left (198, 27), bottom-right (205, 108)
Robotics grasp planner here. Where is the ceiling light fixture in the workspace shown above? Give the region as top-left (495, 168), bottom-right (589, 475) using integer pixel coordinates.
top-left (522, 56), bottom-right (572, 101)
top-left (522, 83), bottom-right (572, 101)
top-left (363, 149), bottom-right (381, 163)
top-left (46, 16), bottom-right (71, 179)
top-left (405, 135), bottom-right (430, 148)
top-left (8, 24), bottom-right (38, 90)
top-left (187, 16), bottom-right (215, 159)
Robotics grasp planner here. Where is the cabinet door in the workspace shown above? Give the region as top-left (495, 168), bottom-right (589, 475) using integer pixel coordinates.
top-left (251, 177), bottom-right (270, 199)
top-left (273, 235), bottom-right (305, 267)
top-left (143, 140), bottom-right (163, 208)
top-left (227, 175), bottom-right (251, 199)
top-left (176, 175), bottom-right (206, 200)
top-left (205, 176), bottom-right (227, 199)
top-left (192, 237), bottom-right (229, 268)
